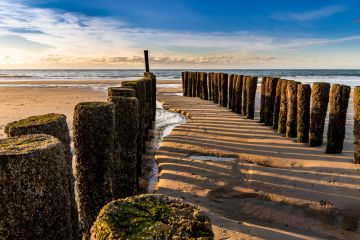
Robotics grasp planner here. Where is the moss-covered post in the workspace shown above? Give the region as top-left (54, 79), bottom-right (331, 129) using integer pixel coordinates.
top-left (144, 72), bottom-right (156, 123)
top-left (5, 113), bottom-right (80, 239)
top-left (201, 72), bottom-right (208, 100)
top-left (309, 82), bottom-right (330, 147)
top-left (108, 95), bottom-right (139, 197)
top-left (228, 74), bottom-right (234, 109)
top-left (326, 84), bottom-right (351, 153)
top-left (73, 102), bottom-right (115, 239)
top-left (234, 75), bottom-right (244, 114)
top-left (354, 87), bottom-right (360, 163)
top-left (246, 76), bottom-right (258, 119)
top-left (286, 80), bottom-right (300, 138)
top-left (265, 77), bottom-right (279, 126)
top-left (90, 194), bottom-right (214, 239)
top-left (242, 76), bottom-right (249, 116)
top-left (108, 87), bottom-right (135, 97)
top-left (260, 77), bottom-right (267, 123)
top-left (278, 80), bottom-right (288, 134)
top-left (0, 134), bottom-right (74, 239)
top-left (297, 84), bottom-right (311, 143)
top-left (273, 79), bottom-right (283, 130)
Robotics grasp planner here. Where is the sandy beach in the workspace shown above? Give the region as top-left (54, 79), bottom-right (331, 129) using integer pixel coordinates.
top-left (1, 80), bottom-right (359, 239)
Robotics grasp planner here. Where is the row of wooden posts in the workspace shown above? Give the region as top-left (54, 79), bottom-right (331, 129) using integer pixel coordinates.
top-left (0, 72), bottom-right (156, 240)
top-left (182, 71), bottom-right (360, 163)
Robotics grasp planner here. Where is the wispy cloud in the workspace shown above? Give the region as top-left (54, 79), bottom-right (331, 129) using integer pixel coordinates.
top-left (272, 5), bottom-right (346, 22)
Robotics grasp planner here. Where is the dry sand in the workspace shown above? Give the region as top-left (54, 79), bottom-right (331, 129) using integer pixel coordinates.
top-left (1, 80), bottom-right (359, 239)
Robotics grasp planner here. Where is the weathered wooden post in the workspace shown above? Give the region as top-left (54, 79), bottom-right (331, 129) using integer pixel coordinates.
top-left (144, 72), bottom-right (157, 121)
top-left (192, 72), bottom-right (197, 97)
top-left (260, 77), bottom-right (267, 123)
top-left (354, 87), bottom-right (360, 163)
top-left (326, 84), bottom-right (351, 153)
top-left (182, 72), bottom-right (187, 96)
top-left (198, 72), bottom-right (202, 98)
top-left (278, 80), bottom-right (288, 134)
top-left (273, 79), bottom-right (283, 130)
top-left (286, 80), bottom-right (300, 138)
top-left (5, 113), bottom-right (80, 239)
top-left (265, 77), bottom-right (279, 126)
top-left (108, 87), bottom-right (135, 97)
top-left (108, 94), bottom-right (140, 197)
top-left (220, 73), bottom-right (228, 107)
top-left (230, 75), bottom-right (237, 111)
top-left (228, 74), bottom-right (234, 109)
top-left (73, 102), bottom-right (115, 239)
top-left (90, 194), bottom-right (214, 239)
top-left (208, 72), bottom-right (213, 101)
top-left (246, 76), bottom-right (258, 119)
top-left (201, 72), bottom-right (208, 100)
top-left (213, 73), bottom-right (219, 104)
top-left (0, 134), bottom-right (74, 239)
top-left (242, 76), bottom-right (249, 116)
top-left (297, 84), bottom-right (311, 143)
top-left (234, 75), bottom-right (244, 114)
top-left (309, 82), bottom-right (330, 147)
top-left (144, 50), bottom-right (150, 72)
top-left (187, 71), bottom-right (192, 97)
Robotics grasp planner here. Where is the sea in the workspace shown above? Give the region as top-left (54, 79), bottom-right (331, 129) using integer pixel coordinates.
top-left (0, 69), bottom-right (359, 88)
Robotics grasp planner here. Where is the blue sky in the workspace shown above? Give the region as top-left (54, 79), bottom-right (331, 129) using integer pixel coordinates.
top-left (0, 0), bottom-right (360, 68)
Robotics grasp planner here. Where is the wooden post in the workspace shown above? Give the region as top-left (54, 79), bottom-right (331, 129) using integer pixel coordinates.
top-left (260, 77), bottom-right (267, 123)
top-left (0, 134), bottom-right (74, 240)
top-left (201, 72), bottom-right (208, 100)
top-left (220, 73), bottom-right (228, 107)
top-left (234, 75), bottom-right (244, 114)
top-left (354, 87), bottom-right (360, 163)
top-left (297, 84), bottom-right (311, 143)
top-left (208, 73), bottom-right (213, 101)
top-left (144, 50), bottom-right (149, 72)
top-left (273, 79), bottom-right (283, 130)
top-left (265, 77), bottom-right (279, 126)
top-left (309, 82), bottom-right (330, 147)
top-left (246, 76), bottom-right (258, 119)
top-left (242, 76), bottom-right (249, 116)
top-left (278, 80), bottom-right (288, 134)
top-left (286, 80), bottom-right (300, 138)
top-left (326, 84), bottom-right (351, 153)
top-left (228, 74), bottom-right (234, 109)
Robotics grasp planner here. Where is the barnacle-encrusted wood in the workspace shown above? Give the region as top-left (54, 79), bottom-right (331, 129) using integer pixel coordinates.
top-left (286, 80), bottom-right (300, 138)
top-left (90, 194), bottom-right (214, 240)
top-left (73, 102), bottom-right (115, 240)
top-left (109, 96), bottom-right (140, 198)
top-left (108, 87), bottom-right (136, 97)
top-left (354, 87), bottom-right (360, 163)
top-left (273, 79), bottom-right (284, 130)
top-left (246, 76), bottom-right (258, 119)
top-left (260, 77), bottom-right (267, 123)
top-left (278, 80), bottom-right (289, 134)
top-left (265, 77), bottom-right (279, 126)
top-left (309, 82), bottom-right (330, 147)
top-left (4, 113), bottom-right (80, 238)
top-left (0, 134), bottom-right (73, 239)
top-left (326, 84), bottom-right (351, 153)
top-left (297, 84), bottom-right (311, 143)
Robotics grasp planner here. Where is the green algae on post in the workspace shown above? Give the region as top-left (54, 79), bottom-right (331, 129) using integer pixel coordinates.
top-left (273, 79), bottom-right (283, 130)
top-left (0, 134), bottom-right (74, 239)
top-left (5, 113), bottom-right (80, 239)
top-left (265, 77), bottom-right (279, 126)
top-left (309, 82), bottom-right (330, 147)
top-left (297, 84), bottom-right (311, 143)
top-left (286, 80), bottom-right (300, 138)
top-left (108, 96), bottom-right (139, 198)
top-left (90, 194), bottom-right (214, 240)
top-left (73, 102), bottom-right (115, 240)
top-left (354, 87), bottom-right (360, 163)
top-left (108, 87), bottom-right (135, 97)
top-left (326, 84), bottom-right (351, 153)
top-left (278, 80), bottom-right (288, 134)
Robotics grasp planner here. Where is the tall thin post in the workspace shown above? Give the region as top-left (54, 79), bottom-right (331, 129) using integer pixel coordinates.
top-left (144, 50), bottom-right (150, 72)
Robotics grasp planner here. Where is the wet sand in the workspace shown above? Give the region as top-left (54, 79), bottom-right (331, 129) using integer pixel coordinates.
top-left (157, 90), bottom-right (360, 239)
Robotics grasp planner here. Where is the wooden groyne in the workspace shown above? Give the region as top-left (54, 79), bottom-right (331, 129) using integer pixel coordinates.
top-left (181, 71), bottom-right (358, 160)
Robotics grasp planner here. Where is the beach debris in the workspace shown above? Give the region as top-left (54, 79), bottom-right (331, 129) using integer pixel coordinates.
top-left (108, 95), bottom-right (139, 198)
top-left (260, 76), bottom-right (267, 123)
top-left (265, 77), bottom-right (279, 126)
top-left (326, 84), bottom-right (351, 153)
top-left (0, 134), bottom-right (74, 239)
top-left (4, 112), bottom-right (80, 238)
top-left (354, 86), bottom-right (360, 163)
top-left (286, 80), bottom-right (301, 138)
top-left (273, 79), bottom-right (284, 130)
top-left (278, 79), bottom-right (289, 134)
top-left (90, 194), bottom-right (214, 240)
top-left (309, 82), bottom-right (330, 147)
top-left (297, 84), bottom-right (312, 143)
top-left (73, 102), bottom-right (115, 240)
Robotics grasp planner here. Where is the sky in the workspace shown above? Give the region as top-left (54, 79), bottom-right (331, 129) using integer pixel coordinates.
top-left (0, 0), bottom-right (360, 69)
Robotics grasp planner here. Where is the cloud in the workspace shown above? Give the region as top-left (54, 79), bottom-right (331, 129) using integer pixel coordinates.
top-left (272, 5), bottom-right (345, 22)
top-left (0, 35), bottom-right (51, 51)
